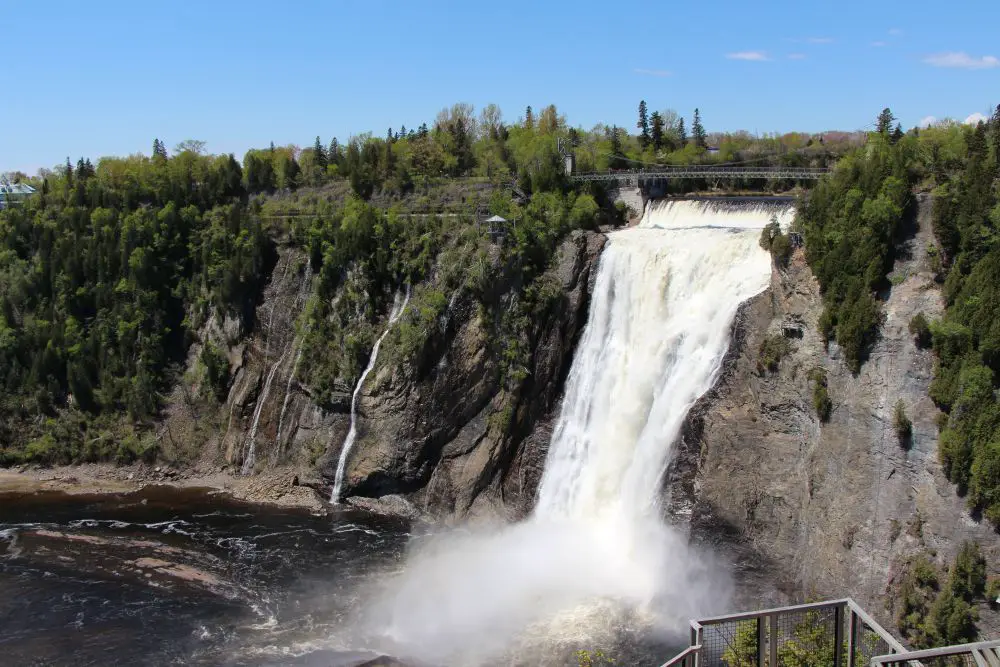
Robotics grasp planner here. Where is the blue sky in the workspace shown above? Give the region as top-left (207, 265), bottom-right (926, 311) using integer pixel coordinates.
top-left (2, 0), bottom-right (998, 174)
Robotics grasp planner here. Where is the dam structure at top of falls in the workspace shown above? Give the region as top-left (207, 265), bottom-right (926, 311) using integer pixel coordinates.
top-left (373, 199), bottom-right (798, 666)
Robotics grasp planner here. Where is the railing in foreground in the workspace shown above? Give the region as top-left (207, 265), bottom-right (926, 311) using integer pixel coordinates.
top-left (661, 598), bottom-right (906, 667)
top-left (871, 637), bottom-right (1000, 666)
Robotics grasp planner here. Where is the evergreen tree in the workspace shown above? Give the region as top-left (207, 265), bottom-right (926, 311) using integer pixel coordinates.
top-left (677, 118), bottom-right (688, 146)
top-left (877, 107), bottom-right (895, 135)
top-left (328, 138), bottom-right (341, 167)
top-left (637, 100), bottom-right (650, 148)
top-left (608, 125), bottom-right (626, 169)
top-left (990, 104), bottom-right (1000, 172)
top-left (313, 136), bottom-right (327, 169)
top-left (525, 105), bottom-right (534, 130)
top-left (650, 111), bottom-right (665, 151)
top-left (65, 157), bottom-right (73, 186)
top-left (891, 123), bottom-right (904, 144)
top-left (400, 125), bottom-right (407, 138)
top-left (418, 122), bottom-right (429, 138)
top-left (692, 108), bottom-right (708, 149)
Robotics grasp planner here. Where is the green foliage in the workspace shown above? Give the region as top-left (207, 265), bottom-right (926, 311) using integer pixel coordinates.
top-left (758, 334), bottom-right (792, 373)
top-left (909, 312), bottom-right (932, 348)
top-left (576, 650), bottom-right (614, 667)
top-left (893, 399), bottom-right (913, 447)
top-left (0, 147), bottom-right (265, 463)
top-left (199, 341), bottom-right (230, 401)
top-left (896, 544), bottom-right (987, 649)
top-left (799, 111), bottom-right (916, 373)
top-left (759, 218), bottom-right (793, 268)
top-left (809, 368), bottom-right (832, 422)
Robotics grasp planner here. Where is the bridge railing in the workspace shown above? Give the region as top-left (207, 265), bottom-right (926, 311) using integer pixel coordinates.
top-left (662, 598), bottom-right (906, 667)
top-left (570, 166), bottom-right (830, 182)
top-left (870, 638), bottom-right (1000, 666)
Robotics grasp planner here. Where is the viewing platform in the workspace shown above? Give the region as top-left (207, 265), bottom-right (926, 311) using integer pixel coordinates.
top-left (661, 598), bottom-right (999, 666)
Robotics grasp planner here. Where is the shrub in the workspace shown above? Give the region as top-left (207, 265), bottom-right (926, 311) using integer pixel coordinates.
top-left (200, 341), bottom-right (231, 401)
top-left (909, 312), bottom-right (932, 349)
top-left (759, 219), bottom-right (793, 268)
top-left (758, 334), bottom-right (792, 373)
top-left (809, 368), bottom-right (832, 422)
top-left (894, 399), bottom-right (913, 447)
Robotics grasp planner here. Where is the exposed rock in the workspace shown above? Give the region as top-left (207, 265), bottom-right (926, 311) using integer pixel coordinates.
top-left (337, 230), bottom-right (606, 517)
top-left (680, 194), bottom-right (1000, 626)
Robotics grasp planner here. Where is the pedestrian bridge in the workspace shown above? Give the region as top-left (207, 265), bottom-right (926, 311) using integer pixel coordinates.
top-left (571, 166), bottom-right (830, 185)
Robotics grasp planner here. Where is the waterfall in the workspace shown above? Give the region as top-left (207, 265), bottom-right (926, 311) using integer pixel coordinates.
top-left (369, 200), bottom-right (792, 665)
top-left (331, 285), bottom-right (412, 504)
top-left (534, 199), bottom-right (790, 519)
top-left (275, 266), bottom-right (314, 453)
top-left (241, 343), bottom-right (291, 476)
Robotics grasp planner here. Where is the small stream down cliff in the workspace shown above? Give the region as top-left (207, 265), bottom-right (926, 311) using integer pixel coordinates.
top-left (370, 201), bottom-right (795, 665)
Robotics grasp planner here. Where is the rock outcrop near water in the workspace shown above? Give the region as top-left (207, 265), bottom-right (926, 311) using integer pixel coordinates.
top-left (340, 230), bottom-right (606, 518)
top-left (677, 194), bottom-right (1000, 623)
top-left (172, 229), bottom-right (605, 518)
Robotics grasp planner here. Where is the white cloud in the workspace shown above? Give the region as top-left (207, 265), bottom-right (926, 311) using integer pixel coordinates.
top-left (787, 53), bottom-right (806, 60)
top-left (871, 41), bottom-right (887, 48)
top-left (633, 68), bottom-right (673, 77)
top-left (726, 51), bottom-right (770, 61)
top-left (923, 52), bottom-right (1000, 70)
top-left (888, 28), bottom-right (903, 36)
top-left (918, 116), bottom-right (938, 128)
top-left (806, 37), bottom-right (834, 44)
top-left (965, 112), bottom-right (989, 125)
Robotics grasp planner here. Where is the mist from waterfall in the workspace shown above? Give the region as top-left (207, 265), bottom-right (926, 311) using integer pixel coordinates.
top-left (364, 201), bottom-right (792, 665)
top-left (331, 285), bottom-right (411, 503)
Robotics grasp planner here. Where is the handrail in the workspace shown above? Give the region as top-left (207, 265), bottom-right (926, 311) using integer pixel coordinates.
top-left (660, 644), bottom-right (701, 667)
top-left (570, 166), bottom-right (831, 182)
top-left (664, 597), bottom-right (907, 667)
top-left (870, 637), bottom-right (1000, 665)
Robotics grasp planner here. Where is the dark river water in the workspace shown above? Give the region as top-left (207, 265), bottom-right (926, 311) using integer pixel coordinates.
top-left (0, 487), bottom-right (414, 667)
top-left (0, 487), bottom-right (764, 666)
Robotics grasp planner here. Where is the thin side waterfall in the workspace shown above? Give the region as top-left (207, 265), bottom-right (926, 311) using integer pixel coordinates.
top-left (368, 200), bottom-right (793, 665)
top-left (275, 266), bottom-right (314, 453)
top-left (241, 343), bottom-right (291, 475)
top-left (331, 285), bottom-right (411, 503)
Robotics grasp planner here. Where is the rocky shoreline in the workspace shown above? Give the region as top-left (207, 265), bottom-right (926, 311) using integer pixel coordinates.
top-left (0, 463), bottom-right (330, 513)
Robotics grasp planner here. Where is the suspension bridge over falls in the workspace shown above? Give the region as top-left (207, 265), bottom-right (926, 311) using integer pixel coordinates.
top-left (568, 165), bottom-right (831, 186)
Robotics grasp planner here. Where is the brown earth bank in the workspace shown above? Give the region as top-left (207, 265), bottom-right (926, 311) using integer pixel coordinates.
top-left (0, 463), bottom-right (329, 513)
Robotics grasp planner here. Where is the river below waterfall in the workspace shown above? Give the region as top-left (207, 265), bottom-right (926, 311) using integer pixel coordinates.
top-left (0, 487), bottom-right (415, 666)
top-left (0, 487), bottom-right (733, 666)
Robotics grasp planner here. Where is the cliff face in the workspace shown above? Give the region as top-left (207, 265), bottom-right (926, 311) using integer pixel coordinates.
top-left (336, 230), bottom-right (606, 518)
top-left (680, 194), bottom-right (1000, 621)
top-left (162, 230), bottom-right (605, 518)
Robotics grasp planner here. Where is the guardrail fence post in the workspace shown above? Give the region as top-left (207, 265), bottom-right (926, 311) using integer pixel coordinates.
top-left (847, 607), bottom-right (858, 667)
top-left (769, 613), bottom-right (779, 666)
top-left (757, 616), bottom-right (766, 667)
top-left (833, 603), bottom-right (844, 667)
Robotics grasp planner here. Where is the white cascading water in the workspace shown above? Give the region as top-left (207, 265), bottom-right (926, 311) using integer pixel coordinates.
top-left (331, 285), bottom-right (412, 503)
top-left (242, 343), bottom-right (292, 475)
top-left (366, 201), bottom-right (793, 665)
top-left (275, 266), bottom-right (314, 452)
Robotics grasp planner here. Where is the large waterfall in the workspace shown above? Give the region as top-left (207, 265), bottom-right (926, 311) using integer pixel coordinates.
top-left (369, 201), bottom-right (793, 665)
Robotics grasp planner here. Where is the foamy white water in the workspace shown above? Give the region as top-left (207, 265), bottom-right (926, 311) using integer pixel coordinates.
top-left (242, 342), bottom-right (291, 476)
top-left (331, 286), bottom-right (411, 503)
top-left (367, 201), bottom-right (789, 665)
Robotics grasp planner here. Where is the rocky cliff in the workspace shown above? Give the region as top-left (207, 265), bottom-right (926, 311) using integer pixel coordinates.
top-left (678, 194), bottom-right (1000, 625)
top-left (162, 229), bottom-right (605, 517)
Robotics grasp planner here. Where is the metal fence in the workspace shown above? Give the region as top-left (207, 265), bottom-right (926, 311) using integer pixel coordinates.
top-left (870, 638), bottom-right (1000, 666)
top-left (662, 598), bottom-right (906, 667)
